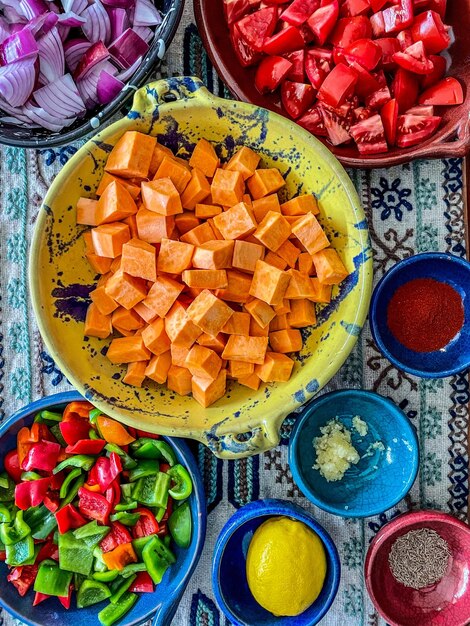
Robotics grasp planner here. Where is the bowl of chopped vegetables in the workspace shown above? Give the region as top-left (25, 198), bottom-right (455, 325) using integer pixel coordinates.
top-left (194, 0), bottom-right (470, 167)
top-left (0, 0), bottom-right (184, 148)
top-left (0, 391), bottom-right (206, 626)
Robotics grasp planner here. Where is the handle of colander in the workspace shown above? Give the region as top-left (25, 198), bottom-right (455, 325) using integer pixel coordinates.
top-left (129, 76), bottom-right (217, 117)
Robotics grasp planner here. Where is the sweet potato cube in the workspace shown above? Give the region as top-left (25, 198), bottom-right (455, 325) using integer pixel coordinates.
top-left (276, 240), bottom-right (300, 268)
top-left (273, 299), bottom-right (291, 315)
top-left (133, 301), bottom-right (159, 324)
top-left (238, 372), bottom-right (261, 390)
top-left (221, 311), bottom-right (251, 335)
top-left (97, 180), bottom-right (138, 225)
top-left (185, 345), bottom-right (222, 380)
top-left (228, 360), bottom-right (254, 378)
top-left (247, 168), bottom-right (285, 199)
top-left (180, 222), bottom-right (216, 245)
top-left (309, 277), bottom-right (332, 303)
top-left (84, 303), bottom-right (112, 339)
top-left (175, 213), bottom-right (200, 235)
top-left (212, 202), bottom-right (257, 240)
top-left (232, 240), bottom-right (265, 273)
top-left (225, 146), bottom-right (260, 180)
top-left (187, 289), bottom-right (234, 336)
top-left (136, 209), bottom-right (175, 243)
top-left (242, 193), bottom-right (253, 206)
top-left (252, 194), bottom-right (281, 222)
top-left (121, 238), bottom-right (157, 282)
top-left (182, 269), bottom-right (228, 289)
top-left (181, 168), bottom-right (211, 210)
top-left (170, 345), bottom-right (190, 367)
top-left (270, 314), bottom-right (289, 331)
top-left (281, 194), bottom-right (319, 216)
top-left (107, 336), bottom-right (151, 363)
top-left (312, 248), bottom-right (348, 284)
top-left (298, 252), bottom-right (314, 275)
top-left (195, 203), bottom-right (222, 219)
top-left (105, 270), bottom-right (147, 310)
top-left (77, 197), bottom-right (99, 226)
top-left (112, 307), bottom-right (144, 331)
top-left (157, 238), bottom-right (194, 274)
top-left (269, 329), bottom-right (302, 353)
top-left (142, 318), bottom-right (171, 355)
top-left (148, 143), bottom-right (174, 177)
top-left (96, 172), bottom-right (141, 199)
top-left (222, 335), bottom-right (268, 365)
top-left (211, 168), bottom-right (244, 207)
top-left (208, 218), bottom-right (224, 240)
top-left (250, 260), bottom-right (291, 306)
top-left (141, 178), bottom-right (183, 216)
top-left (110, 257), bottom-right (122, 273)
top-left (83, 231), bottom-right (95, 254)
top-left (90, 285), bottom-right (118, 316)
top-left (167, 365), bottom-right (192, 396)
top-left (123, 361), bottom-right (147, 387)
top-left (192, 240), bottom-right (234, 270)
top-left (154, 156), bottom-right (191, 194)
top-left (192, 369), bottom-right (227, 407)
top-left (285, 269), bottom-right (316, 299)
top-left (92, 222), bottom-right (130, 258)
top-left (254, 211), bottom-right (291, 252)
top-left (197, 332), bottom-right (226, 353)
top-left (287, 299), bottom-right (317, 328)
top-left (86, 253), bottom-right (113, 274)
top-left (216, 270), bottom-right (252, 304)
top-left (143, 276), bottom-right (184, 318)
top-left (123, 214), bottom-right (139, 238)
top-left (145, 351), bottom-right (172, 384)
top-left (165, 302), bottom-right (202, 348)
top-left (250, 317), bottom-right (270, 336)
top-left (264, 251), bottom-right (288, 270)
top-left (285, 216), bottom-right (303, 232)
top-left (105, 131), bottom-right (155, 179)
top-left (245, 299), bottom-right (276, 328)
top-left (291, 213), bottom-right (329, 255)
top-left (189, 138), bottom-right (220, 178)
top-left (256, 353), bottom-right (295, 382)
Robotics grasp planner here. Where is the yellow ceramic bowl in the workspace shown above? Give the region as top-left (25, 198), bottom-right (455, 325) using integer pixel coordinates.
top-left (29, 77), bottom-right (372, 459)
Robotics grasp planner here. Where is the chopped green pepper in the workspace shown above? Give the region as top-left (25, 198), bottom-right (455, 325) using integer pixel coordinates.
top-left (59, 467), bottom-right (82, 499)
top-left (155, 506), bottom-right (166, 523)
top-left (60, 474), bottom-right (86, 507)
top-left (93, 570), bottom-right (120, 583)
top-left (119, 562), bottom-right (147, 578)
top-left (163, 535), bottom-right (171, 549)
top-left (89, 429), bottom-right (100, 440)
top-left (0, 510), bottom-right (31, 545)
top-left (5, 534), bottom-right (35, 566)
top-left (130, 439), bottom-right (177, 465)
top-left (105, 444), bottom-right (137, 470)
top-left (0, 503), bottom-right (12, 523)
top-left (77, 579), bottom-right (111, 608)
top-left (98, 591), bottom-right (137, 626)
top-left (128, 459), bottom-right (159, 482)
top-left (73, 520), bottom-right (110, 547)
top-left (0, 473), bottom-right (15, 502)
top-left (20, 471), bottom-right (43, 481)
top-left (34, 559), bottom-right (73, 597)
top-left (54, 455), bottom-right (95, 474)
top-left (35, 410), bottom-right (62, 423)
top-left (120, 483), bottom-right (133, 501)
top-left (114, 501), bottom-right (138, 512)
top-left (109, 512), bottom-right (140, 526)
top-left (168, 500), bottom-right (192, 548)
top-left (74, 573), bottom-right (86, 591)
top-left (89, 408), bottom-right (103, 423)
top-left (109, 574), bottom-right (136, 604)
top-left (167, 464), bottom-right (193, 500)
top-left (93, 546), bottom-right (108, 572)
top-left (23, 505), bottom-right (57, 540)
top-left (50, 423), bottom-right (67, 447)
top-left (132, 472), bottom-right (170, 509)
top-left (0, 474), bottom-right (9, 489)
top-left (142, 535), bottom-right (176, 584)
top-left (132, 535), bottom-right (155, 560)
top-left (58, 531), bottom-right (94, 576)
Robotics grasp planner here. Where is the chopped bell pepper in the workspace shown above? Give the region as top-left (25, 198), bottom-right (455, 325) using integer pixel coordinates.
top-left (131, 535), bottom-right (155, 560)
top-left (93, 569), bottom-right (120, 583)
top-left (22, 440), bottom-right (61, 472)
top-left (66, 439), bottom-right (106, 455)
top-left (98, 591), bottom-right (137, 626)
top-left (109, 512), bottom-right (141, 526)
top-left (58, 531), bottom-right (95, 576)
top-left (77, 579), bottom-right (111, 608)
top-left (54, 455), bottom-right (95, 474)
top-left (73, 520), bottom-right (110, 547)
top-left (130, 439), bottom-right (176, 465)
top-left (60, 418), bottom-right (93, 446)
top-left (105, 479), bottom-right (121, 509)
top-left (6, 534), bottom-right (35, 566)
top-left (15, 477), bottom-right (50, 510)
top-left (101, 542), bottom-right (137, 571)
top-left (132, 473), bottom-right (170, 509)
top-left (44, 491), bottom-right (61, 513)
top-left (168, 464), bottom-right (193, 500)
top-left (0, 472), bottom-right (15, 502)
top-left (59, 468), bottom-right (82, 499)
top-left (78, 487), bottom-right (112, 524)
top-left (33, 591), bottom-right (50, 605)
top-left (109, 574), bottom-right (136, 604)
top-left (5, 450), bottom-right (22, 483)
top-left (88, 453), bottom-right (122, 492)
top-left (7, 564), bottom-right (38, 596)
top-left (50, 423), bottom-right (68, 447)
top-left (62, 401), bottom-right (94, 422)
top-left (96, 416), bottom-right (135, 446)
top-left (17, 427), bottom-right (33, 468)
top-left (36, 540), bottom-right (59, 563)
top-left (34, 559), bottom-right (73, 597)
top-left (129, 571), bottom-right (154, 593)
top-left (104, 443), bottom-right (137, 469)
top-left (132, 507), bottom-right (160, 539)
top-left (59, 583), bottom-right (73, 609)
top-left (168, 500), bottom-right (192, 548)
top-left (30, 423), bottom-right (56, 443)
top-left (21, 471), bottom-right (43, 481)
top-left (24, 504), bottom-right (58, 540)
top-left (128, 460), bottom-right (159, 483)
top-left (114, 500), bottom-right (138, 512)
top-left (100, 522), bottom-right (132, 553)
top-left (119, 562), bottom-right (147, 578)
top-left (0, 510), bottom-right (31, 545)
top-left (56, 503), bottom-right (88, 534)
top-left (142, 535), bottom-right (176, 584)
top-left (0, 503), bottom-right (12, 523)
top-left (35, 410), bottom-right (62, 423)
top-left (60, 474), bottom-right (86, 507)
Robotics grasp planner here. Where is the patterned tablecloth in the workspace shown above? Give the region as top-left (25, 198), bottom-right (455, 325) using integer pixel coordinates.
top-left (1, 4), bottom-right (469, 626)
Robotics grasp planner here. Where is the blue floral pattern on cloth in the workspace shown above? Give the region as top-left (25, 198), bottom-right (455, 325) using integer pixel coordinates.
top-left (371, 177), bottom-right (413, 221)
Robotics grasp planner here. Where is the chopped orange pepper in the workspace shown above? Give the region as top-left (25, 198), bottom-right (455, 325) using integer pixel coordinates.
top-left (102, 542), bottom-right (137, 571)
top-left (17, 427), bottom-right (32, 467)
top-left (96, 415), bottom-right (135, 446)
top-left (83, 483), bottom-right (101, 492)
top-left (62, 401), bottom-right (95, 422)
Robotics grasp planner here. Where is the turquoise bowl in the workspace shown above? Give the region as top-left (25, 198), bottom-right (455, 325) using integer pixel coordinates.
top-left (288, 390), bottom-right (419, 518)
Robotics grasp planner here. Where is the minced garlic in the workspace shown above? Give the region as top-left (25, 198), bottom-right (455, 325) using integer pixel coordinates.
top-left (352, 415), bottom-right (368, 437)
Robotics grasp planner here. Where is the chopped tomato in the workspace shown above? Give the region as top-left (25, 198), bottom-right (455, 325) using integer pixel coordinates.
top-left (413, 0), bottom-right (446, 18)
top-left (418, 76), bottom-right (463, 105)
top-left (349, 114), bottom-right (388, 154)
top-left (369, 0), bottom-right (388, 10)
top-left (342, 38), bottom-right (382, 71)
top-left (349, 60), bottom-right (380, 98)
top-left (305, 50), bottom-right (330, 89)
top-left (353, 105), bottom-right (374, 122)
top-left (284, 49), bottom-right (305, 82)
top-left (280, 0), bottom-right (320, 26)
top-left (263, 25), bottom-right (305, 55)
top-left (370, 11), bottom-right (385, 37)
top-left (319, 104), bottom-right (351, 145)
top-left (396, 113), bottom-right (441, 146)
top-left (365, 84), bottom-right (391, 109)
top-left (381, 98), bottom-right (399, 145)
top-left (298, 106), bottom-right (328, 135)
top-left (236, 7), bottom-right (278, 51)
top-left (329, 16), bottom-right (372, 48)
top-left (281, 81), bottom-right (316, 118)
top-left (382, 0), bottom-right (414, 34)
top-left (306, 46), bottom-right (333, 63)
top-left (421, 53), bottom-right (446, 88)
top-left (223, 0), bottom-right (255, 24)
top-left (393, 41), bottom-right (434, 74)
top-left (339, 0), bottom-right (370, 17)
top-left (306, 0), bottom-right (339, 45)
top-left (230, 23), bottom-right (263, 67)
top-left (391, 67), bottom-right (419, 111)
top-left (410, 10), bottom-right (450, 53)
top-left (375, 37), bottom-right (401, 70)
top-left (406, 104), bottom-right (435, 116)
top-left (317, 62), bottom-right (358, 107)
top-left (397, 28), bottom-right (413, 51)
top-left (255, 55), bottom-right (293, 93)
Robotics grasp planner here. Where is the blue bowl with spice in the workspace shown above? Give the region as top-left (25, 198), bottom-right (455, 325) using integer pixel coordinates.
top-left (288, 390), bottom-right (419, 518)
top-left (0, 391), bottom-right (207, 626)
top-left (369, 252), bottom-right (470, 378)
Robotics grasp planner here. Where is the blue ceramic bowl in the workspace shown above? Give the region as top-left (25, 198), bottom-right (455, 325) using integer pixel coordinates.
top-left (288, 390), bottom-right (419, 518)
top-left (369, 252), bottom-right (470, 378)
top-left (0, 391), bottom-right (207, 626)
top-left (212, 499), bottom-right (340, 626)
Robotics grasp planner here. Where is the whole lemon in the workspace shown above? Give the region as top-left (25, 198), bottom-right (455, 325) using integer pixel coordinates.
top-left (246, 516), bottom-right (327, 617)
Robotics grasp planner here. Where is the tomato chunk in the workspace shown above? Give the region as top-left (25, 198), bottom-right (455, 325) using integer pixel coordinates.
top-left (393, 41), bottom-right (434, 75)
top-left (421, 54), bottom-right (446, 88)
top-left (319, 104), bottom-right (352, 145)
top-left (280, 0), bottom-right (320, 26)
top-left (297, 105), bottom-right (328, 135)
top-left (284, 49), bottom-right (305, 82)
top-left (329, 16), bottom-right (372, 47)
top-left (263, 25), bottom-right (305, 55)
top-left (418, 77), bottom-right (464, 105)
top-left (410, 10), bottom-right (450, 54)
top-left (306, 0), bottom-right (339, 45)
top-left (236, 7), bottom-right (277, 51)
top-left (342, 39), bottom-right (382, 71)
top-left (391, 67), bottom-right (420, 111)
top-left (382, 0), bottom-right (414, 34)
top-left (381, 98), bottom-right (398, 145)
top-left (230, 24), bottom-right (263, 67)
top-left (281, 81), bottom-right (316, 118)
top-left (317, 62), bottom-right (358, 107)
top-left (375, 37), bottom-right (401, 70)
top-left (396, 113), bottom-right (441, 146)
top-left (349, 114), bottom-right (388, 154)
top-left (305, 49), bottom-right (330, 89)
top-left (339, 0), bottom-right (370, 17)
top-left (255, 55), bottom-right (293, 93)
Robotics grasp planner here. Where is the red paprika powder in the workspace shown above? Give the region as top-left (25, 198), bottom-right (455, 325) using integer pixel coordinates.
top-left (386, 277), bottom-right (464, 353)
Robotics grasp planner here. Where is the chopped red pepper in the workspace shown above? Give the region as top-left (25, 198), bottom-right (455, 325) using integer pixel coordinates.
top-left (15, 477), bottom-right (50, 510)
top-left (0, 551), bottom-right (6, 561)
top-left (100, 522), bottom-right (132, 553)
top-left (161, 497), bottom-right (173, 523)
top-left (160, 464), bottom-right (171, 473)
top-left (135, 428), bottom-right (159, 439)
top-left (36, 541), bottom-right (59, 563)
top-left (129, 571), bottom-right (154, 593)
top-left (59, 584), bottom-right (73, 609)
top-left (65, 439), bottom-right (106, 455)
top-left (44, 491), bottom-right (61, 513)
top-left (62, 401), bottom-right (94, 422)
top-left (105, 479), bottom-right (121, 510)
top-left (5, 450), bottom-right (23, 483)
top-left (88, 453), bottom-right (122, 492)
top-left (132, 508), bottom-right (160, 539)
top-left (55, 503), bottom-right (88, 534)
top-left (33, 592), bottom-right (50, 606)
top-left (30, 423), bottom-right (56, 443)
top-left (22, 440), bottom-right (61, 472)
top-left (50, 472), bottom-right (64, 491)
top-left (78, 487), bottom-right (112, 524)
top-left (60, 417), bottom-right (92, 446)
top-left (7, 565), bottom-right (38, 597)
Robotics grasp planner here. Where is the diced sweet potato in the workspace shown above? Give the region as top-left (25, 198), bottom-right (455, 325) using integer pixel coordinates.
top-left (256, 353), bottom-right (295, 382)
top-left (121, 238), bottom-right (157, 282)
top-left (225, 146), bottom-right (260, 180)
top-left (222, 335), bottom-right (268, 365)
top-left (237, 372), bottom-right (261, 390)
top-left (90, 285), bottom-right (118, 316)
top-left (250, 317), bottom-right (270, 336)
top-left (107, 336), bottom-right (151, 363)
top-left (105, 270), bottom-right (147, 310)
top-left (141, 318), bottom-right (171, 355)
top-left (106, 131), bottom-right (156, 179)
top-left (77, 198), bottom-right (99, 226)
top-left (154, 156), bottom-right (191, 194)
top-left (86, 253), bottom-right (113, 274)
top-left (189, 138), bottom-right (220, 178)
top-left (83, 231), bottom-right (95, 254)
top-left (285, 269), bottom-right (316, 299)
top-left (213, 202), bottom-right (257, 240)
top-left (211, 168), bottom-right (244, 207)
top-left (175, 213), bottom-right (201, 234)
top-left (185, 345), bottom-right (222, 380)
top-left (165, 301), bottom-right (202, 348)
top-left (182, 269), bottom-right (228, 289)
top-left (92, 222), bottom-right (130, 258)
top-left (195, 204), bottom-right (222, 219)
top-left (143, 275), bottom-right (184, 318)
top-left (281, 194), bottom-right (319, 216)
top-left (133, 301), bottom-right (159, 324)
top-left (254, 211), bottom-right (291, 252)
top-left (242, 193), bottom-right (253, 206)
top-left (96, 172), bottom-right (141, 200)
top-left (145, 351), bottom-right (172, 384)
top-left (264, 251), bottom-right (288, 270)
top-left (309, 277), bottom-right (332, 303)
top-left (192, 240), bottom-right (234, 270)
top-left (167, 365), bottom-right (192, 396)
top-left (207, 218), bottom-right (224, 240)
top-left (170, 344), bottom-right (190, 367)
top-left (247, 168), bottom-right (284, 199)
top-left (228, 360), bottom-right (254, 378)
top-left (221, 311), bottom-right (251, 335)
top-left (252, 194), bottom-right (281, 222)
top-left (181, 168), bottom-right (211, 210)
top-left (291, 213), bottom-right (329, 255)
top-left (276, 239), bottom-right (300, 268)
top-left (249, 260), bottom-right (291, 306)
top-left (216, 270), bottom-right (252, 304)
top-left (123, 214), bottom-right (138, 238)
top-left (148, 143), bottom-right (174, 177)
top-left (287, 299), bottom-right (317, 328)
top-left (197, 332), bottom-right (226, 353)
top-left (141, 178), bottom-right (183, 216)
top-left (180, 222), bottom-right (216, 245)
top-left (84, 303), bottom-right (112, 339)
top-left (187, 289), bottom-right (234, 336)
top-left (136, 210), bottom-right (175, 243)
top-left (97, 180), bottom-right (138, 225)
top-left (123, 361), bottom-right (147, 387)
top-left (110, 257), bottom-right (122, 273)
top-left (245, 299), bottom-right (276, 328)
top-left (157, 238), bottom-right (194, 274)
top-left (112, 307), bottom-right (144, 331)
top-left (312, 248), bottom-right (348, 284)
top-left (269, 329), bottom-right (302, 353)
top-left (270, 314), bottom-right (289, 331)
top-left (192, 368), bottom-right (227, 407)
top-left (232, 240), bottom-right (264, 273)
top-left (273, 299), bottom-right (291, 315)
top-left (297, 252), bottom-right (314, 275)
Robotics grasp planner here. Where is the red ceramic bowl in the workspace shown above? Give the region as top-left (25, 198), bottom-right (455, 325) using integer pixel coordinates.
top-left (194, 0), bottom-right (470, 168)
top-left (365, 511), bottom-right (470, 626)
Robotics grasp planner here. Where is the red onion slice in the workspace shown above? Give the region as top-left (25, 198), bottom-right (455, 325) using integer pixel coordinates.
top-left (57, 11), bottom-right (86, 28)
top-left (81, 0), bottom-right (112, 45)
top-left (64, 38), bottom-right (91, 73)
top-left (109, 27), bottom-right (148, 68)
top-left (97, 69), bottom-right (124, 104)
top-left (77, 59), bottom-right (117, 108)
top-left (23, 99), bottom-right (76, 131)
top-left (106, 7), bottom-right (130, 41)
top-left (19, 0), bottom-right (48, 20)
top-left (62, 0), bottom-right (88, 13)
top-left (38, 26), bottom-right (64, 85)
top-left (0, 17), bottom-right (10, 45)
top-left (115, 55), bottom-right (141, 81)
top-left (34, 72), bottom-right (86, 117)
top-left (74, 40), bottom-right (109, 81)
top-left (133, 0), bottom-right (161, 27)
top-left (0, 28), bottom-right (38, 64)
top-left (0, 57), bottom-right (36, 106)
